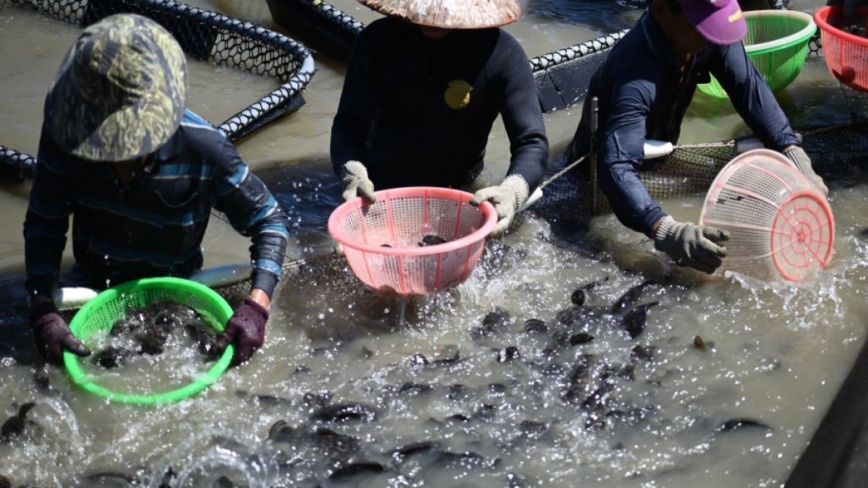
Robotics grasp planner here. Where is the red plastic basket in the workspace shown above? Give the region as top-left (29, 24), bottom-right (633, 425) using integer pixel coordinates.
top-left (327, 187), bottom-right (498, 295)
top-left (815, 6), bottom-right (868, 92)
top-left (700, 149), bottom-right (834, 282)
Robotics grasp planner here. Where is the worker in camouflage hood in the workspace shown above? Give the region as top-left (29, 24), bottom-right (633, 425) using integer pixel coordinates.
top-left (330, 0), bottom-right (549, 236)
top-left (24, 14), bottom-right (289, 366)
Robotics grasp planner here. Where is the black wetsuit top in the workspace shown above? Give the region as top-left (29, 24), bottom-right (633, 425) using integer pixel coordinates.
top-left (331, 17), bottom-right (548, 190)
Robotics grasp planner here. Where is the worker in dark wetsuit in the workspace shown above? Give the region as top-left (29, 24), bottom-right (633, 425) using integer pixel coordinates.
top-left (566, 0), bottom-right (828, 274)
top-left (23, 14), bottom-right (288, 366)
top-left (330, 0), bottom-right (548, 236)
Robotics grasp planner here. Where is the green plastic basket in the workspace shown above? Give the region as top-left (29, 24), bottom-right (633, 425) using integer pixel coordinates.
top-left (63, 277), bottom-right (235, 405)
top-left (697, 10), bottom-right (817, 99)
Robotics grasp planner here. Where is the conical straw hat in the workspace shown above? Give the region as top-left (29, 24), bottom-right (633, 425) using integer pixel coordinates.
top-left (357, 0), bottom-right (522, 29)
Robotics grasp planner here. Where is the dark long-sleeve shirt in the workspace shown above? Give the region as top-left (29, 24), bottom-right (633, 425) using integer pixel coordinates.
top-left (569, 11), bottom-right (801, 235)
top-left (24, 110), bottom-right (289, 299)
top-left (331, 17), bottom-right (548, 190)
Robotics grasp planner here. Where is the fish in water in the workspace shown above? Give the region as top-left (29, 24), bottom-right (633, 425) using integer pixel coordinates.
top-left (419, 234), bottom-right (448, 246)
top-left (93, 300), bottom-right (218, 366)
top-left (714, 418), bottom-right (772, 433)
top-left (309, 402), bottom-right (379, 423)
top-left (0, 403), bottom-right (38, 445)
top-left (0, 474), bottom-right (10, 488)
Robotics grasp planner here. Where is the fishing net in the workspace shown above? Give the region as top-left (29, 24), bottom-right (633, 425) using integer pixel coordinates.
top-left (0, 0), bottom-right (314, 182)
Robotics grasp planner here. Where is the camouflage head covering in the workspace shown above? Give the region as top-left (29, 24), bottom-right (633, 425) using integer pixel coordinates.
top-left (44, 13), bottom-right (187, 162)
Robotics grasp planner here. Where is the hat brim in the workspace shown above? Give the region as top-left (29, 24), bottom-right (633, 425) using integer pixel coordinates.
top-left (357, 0), bottom-right (521, 29)
top-left (685, 0), bottom-right (747, 46)
top-left (43, 20), bottom-right (187, 162)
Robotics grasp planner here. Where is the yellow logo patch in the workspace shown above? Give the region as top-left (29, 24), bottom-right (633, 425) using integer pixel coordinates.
top-left (444, 80), bottom-right (472, 110)
top-left (728, 9), bottom-right (742, 23)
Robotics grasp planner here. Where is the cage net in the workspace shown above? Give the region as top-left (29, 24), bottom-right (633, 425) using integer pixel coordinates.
top-left (0, 0), bottom-right (314, 182)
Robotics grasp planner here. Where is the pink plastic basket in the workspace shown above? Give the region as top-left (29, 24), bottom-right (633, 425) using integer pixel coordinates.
top-left (815, 6), bottom-right (868, 92)
top-left (327, 187), bottom-right (498, 295)
top-left (700, 149), bottom-right (834, 282)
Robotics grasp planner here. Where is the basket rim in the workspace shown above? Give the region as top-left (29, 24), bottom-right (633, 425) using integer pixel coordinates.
top-left (744, 10), bottom-right (817, 55)
top-left (815, 6), bottom-right (868, 48)
top-left (327, 186), bottom-right (499, 257)
top-left (63, 277), bottom-right (235, 406)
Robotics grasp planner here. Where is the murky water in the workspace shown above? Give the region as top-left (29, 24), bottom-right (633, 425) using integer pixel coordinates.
top-left (2, 0), bottom-right (868, 486)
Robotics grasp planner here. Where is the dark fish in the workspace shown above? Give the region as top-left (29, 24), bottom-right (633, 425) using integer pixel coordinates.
top-left (714, 418), bottom-right (772, 433)
top-left (267, 419), bottom-right (295, 443)
top-left (0, 403), bottom-right (36, 444)
top-left (582, 378), bottom-right (616, 412)
top-left (473, 404), bottom-right (497, 421)
top-left (494, 346), bottom-right (520, 362)
top-left (431, 450), bottom-right (489, 469)
top-left (483, 307), bottom-right (512, 330)
top-left (268, 421), bottom-right (361, 456)
top-left (419, 234), bottom-right (448, 246)
top-left (215, 476), bottom-right (238, 488)
top-left (0, 474), bottom-right (10, 488)
top-left (610, 279), bottom-right (658, 314)
top-left (694, 335), bottom-right (715, 350)
top-left (329, 461), bottom-right (385, 480)
top-left (184, 323), bottom-right (217, 356)
top-left (524, 318), bottom-right (548, 335)
top-left (303, 391), bottom-right (332, 408)
top-left (569, 333), bottom-right (594, 345)
top-left (570, 277), bottom-right (608, 307)
top-left (234, 390), bottom-right (293, 408)
top-left (80, 471), bottom-right (139, 487)
top-left (410, 354), bottom-right (429, 366)
top-left (519, 420), bottom-right (547, 439)
top-left (390, 441), bottom-right (441, 464)
top-left (399, 382), bottom-right (434, 396)
top-left (92, 347), bottom-right (135, 369)
top-left (620, 302), bottom-right (660, 339)
top-left (556, 305), bottom-right (605, 328)
top-left (309, 403), bottom-right (378, 423)
top-left (563, 355), bottom-right (593, 405)
top-left (630, 345), bottom-right (656, 363)
top-left (292, 364), bottom-right (311, 375)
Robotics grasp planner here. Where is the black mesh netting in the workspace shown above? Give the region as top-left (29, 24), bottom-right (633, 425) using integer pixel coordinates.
top-left (0, 0), bottom-right (314, 182)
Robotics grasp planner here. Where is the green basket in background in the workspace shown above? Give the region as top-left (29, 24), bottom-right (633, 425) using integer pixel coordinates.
top-left (698, 10), bottom-right (817, 99)
top-left (63, 277), bottom-right (235, 405)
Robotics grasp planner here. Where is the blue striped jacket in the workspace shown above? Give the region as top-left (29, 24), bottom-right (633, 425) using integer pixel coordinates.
top-left (24, 110), bottom-right (289, 299)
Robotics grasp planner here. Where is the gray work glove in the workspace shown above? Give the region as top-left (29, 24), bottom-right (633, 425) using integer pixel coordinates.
top-left (827, 0), bottom-right (867, 18)
top-left (782, 146), bottom-right (829, 196)
top-left (339, 160), bottom-right (376, 203)
top-left (469, 175), bottom-right (529, 237)
top-left (653, 216), bottom-right (730, 274)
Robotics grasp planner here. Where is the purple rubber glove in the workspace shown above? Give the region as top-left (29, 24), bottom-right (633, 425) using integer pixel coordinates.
top-left (214, 298), bottom-right (268, 366)
top-left (30, 300), bottom-right (91, 363)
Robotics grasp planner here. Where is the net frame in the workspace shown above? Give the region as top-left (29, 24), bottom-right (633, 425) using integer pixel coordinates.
top-left (0, 0), bottom-right (314, 181)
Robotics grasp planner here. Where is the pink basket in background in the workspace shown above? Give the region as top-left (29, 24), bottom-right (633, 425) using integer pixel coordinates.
top-left (328, 187), bottom-right (498, 295)
top-left (700, 149), bottom-right (834, 282)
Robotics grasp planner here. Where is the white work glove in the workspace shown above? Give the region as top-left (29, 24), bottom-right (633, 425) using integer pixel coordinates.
top-left (469, 175), bottom-right (529, 237)
top-left (827, 0), bottom-right (867, 18)
top-left (653, 216), bottom-right (730, 274)
top-left (339, 160), bottom-right (376, 203)
top-left (782, 147), bottom-right (829, 196)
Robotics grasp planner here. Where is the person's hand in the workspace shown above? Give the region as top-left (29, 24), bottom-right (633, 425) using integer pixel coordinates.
top-left (30, 299), bottom-right (91, 363)
top-left (827, 0), bottom-right (867, 18)
top-left (782, 146), bottom-right (829, 196)
top-left (214, 298), bottom-right (268, 366)
top-left (339, 160), bottom-right (376, 203)
top-left (470, 175), bottom-right (530, 237)
top-left (653, 216), bottom-right (729, 274)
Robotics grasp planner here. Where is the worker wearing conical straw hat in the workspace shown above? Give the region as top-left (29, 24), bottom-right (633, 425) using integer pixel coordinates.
top-left (331, 0), bottom-right (548, 236)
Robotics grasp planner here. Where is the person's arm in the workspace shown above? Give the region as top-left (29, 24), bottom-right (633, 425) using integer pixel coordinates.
top-left (493, 31), bottom-right (549, 193)
top-left (24, 129), bottom-right (73, 303)
top-left (709, 42), bottom-right (800, 151)
top-left (212, 137), bottom-right (288, 305)
top-left (330, 24), bottom-right (384, 177)
top-left (596, 78), bottom-right (664, 237)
